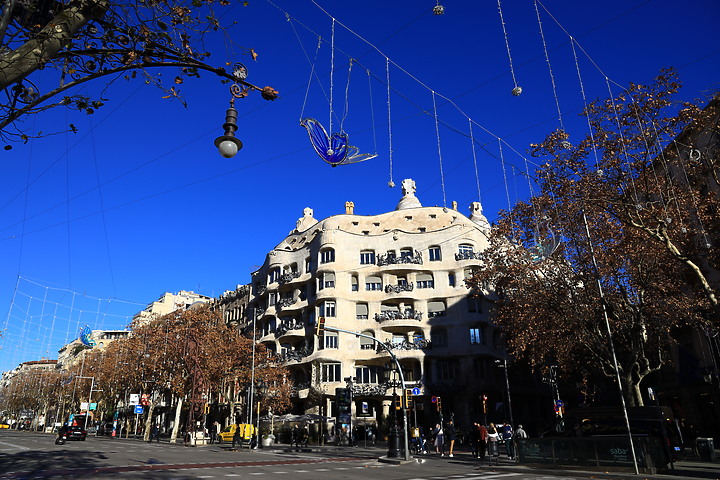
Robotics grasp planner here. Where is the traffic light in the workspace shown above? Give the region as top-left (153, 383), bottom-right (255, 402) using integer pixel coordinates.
top-left (404, 389), bottom-right (413, 409)
top-left (394, 395), bottom-right (402, 410)
top-left (436, 396), bottom-right (442, 412)
top-left (315, 317), bottom-right (325, 336)
top-left (481, 394), bottom-right (487, 414)
top-left (204, 403), bottom-right (210, 414)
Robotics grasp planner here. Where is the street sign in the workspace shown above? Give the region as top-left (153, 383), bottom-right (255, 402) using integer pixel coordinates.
top-left (129, 394), bottom-right (139, 404)
top-left (134, 405), bottom-right (144, 414)
top-left (555, 399), bottom-right (564, 408)
top-left (89, 403), bottom-right (97, 411)
top-left (411, 387), bottom-right (421, 395)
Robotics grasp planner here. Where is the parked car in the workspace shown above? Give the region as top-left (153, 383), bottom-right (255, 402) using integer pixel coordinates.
top-left (66, 425), bottom-right (87, 441)
top-left (218, 424), bottom-right (255, 444)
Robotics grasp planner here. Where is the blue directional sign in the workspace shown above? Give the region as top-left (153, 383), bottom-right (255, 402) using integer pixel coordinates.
top-left (134, 405), bottom-right (144, 414)
top-left (411, 387), bottom-right (421, 395)
top-left (555, 399), bottom-right (564, 408)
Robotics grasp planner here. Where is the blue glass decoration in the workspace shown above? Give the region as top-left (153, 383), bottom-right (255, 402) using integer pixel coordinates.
top-left (79, 325), bottom-right (96, 347)
top-left (301, 118), bottom-right (377, 167)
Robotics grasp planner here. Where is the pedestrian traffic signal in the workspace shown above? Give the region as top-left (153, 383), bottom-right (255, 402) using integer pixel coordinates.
top-left (404, 389), bottom-right (413, 409)
top-left (436, 396), bottom-right (442, 412)
top-left (315, 317), bottom-right (325, 336)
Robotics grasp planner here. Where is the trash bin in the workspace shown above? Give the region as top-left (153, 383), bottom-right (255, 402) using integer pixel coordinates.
top-left (696, 437), bottom-right (716, 462)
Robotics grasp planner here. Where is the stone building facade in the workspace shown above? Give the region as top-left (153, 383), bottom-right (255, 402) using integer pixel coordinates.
top-left (227, 179), bottom-right (513, 431)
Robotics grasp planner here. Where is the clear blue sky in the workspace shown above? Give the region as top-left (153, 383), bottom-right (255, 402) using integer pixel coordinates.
top-left (1, 0), bottom-right (718, 373)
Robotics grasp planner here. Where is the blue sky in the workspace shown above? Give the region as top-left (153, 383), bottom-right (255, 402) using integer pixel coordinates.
top-left (1, 0), bottom-right (718, 373)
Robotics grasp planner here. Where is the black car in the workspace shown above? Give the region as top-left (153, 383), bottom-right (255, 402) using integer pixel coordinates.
top-left (65, 425), bottom-right (87, 441)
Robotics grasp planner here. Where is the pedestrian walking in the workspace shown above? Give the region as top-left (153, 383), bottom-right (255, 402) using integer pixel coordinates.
top-left (478, 423), bottom-right (488, 459)
top-left (468, 422), bottom-right (479, 457)
top-left (433, 423), bottom-right (445, 456)
top-left (501, 422), bottom-right (514, 459)
top-left (148, 424), bottom-right (160, 443)
top-left (445, 420), bottom-right (457, 457)
top-left (232, 425), bottom-right (241, 450)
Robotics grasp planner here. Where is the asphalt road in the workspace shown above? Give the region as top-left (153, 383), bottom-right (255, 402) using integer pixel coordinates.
top-left (0, 430), bottom-right (622, 480)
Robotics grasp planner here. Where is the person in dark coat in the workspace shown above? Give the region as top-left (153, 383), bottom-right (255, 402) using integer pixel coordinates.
top-left (445, 420), bottom-right (457, 457)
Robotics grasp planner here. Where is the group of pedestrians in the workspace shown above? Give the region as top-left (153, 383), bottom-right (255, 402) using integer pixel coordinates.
top-left (466, 421), bottom-right (527, 460)
top-left (431, 420), bottom-right (458, 457)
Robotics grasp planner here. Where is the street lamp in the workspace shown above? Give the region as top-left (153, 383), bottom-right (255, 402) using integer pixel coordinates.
top-left (254, 379), bottom-right (268, 449)
top-left (495, 359), bottom-right (514, 430)
top-left (214, 98), bottom-right (243, 158)
top-left (213, 63), bottom-right (279, 158)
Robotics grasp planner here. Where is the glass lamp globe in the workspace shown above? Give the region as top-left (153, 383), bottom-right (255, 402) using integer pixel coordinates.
top-left (218, 139), bottom-right (239, 158)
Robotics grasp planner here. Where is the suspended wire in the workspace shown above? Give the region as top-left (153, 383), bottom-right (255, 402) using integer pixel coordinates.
top-left (498, 138), bottom-right (514, 226)
top-left (569, 38), bottom-right (599, 167)
top-left (534, 0), bottom-right (564, 131)
top-left (497, 0), bottom-right (519, 90)
top-left (340, 59), bottom-right (353, 132)
top-left (329, 18), bottom-right (335, 133)
top-left (468, 119), bottom-right (482, 203)
top-left (432, 91), bottom-right (447, 207)
top-left (367, 68), bottom-right (378, 155)
top-left (386, 57), bottom-right (394, 187)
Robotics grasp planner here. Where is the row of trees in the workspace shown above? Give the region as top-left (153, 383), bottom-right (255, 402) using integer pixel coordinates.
top-left (0, 305), bottom-right (292, 440)
top-left (467, 70), bottom-right (719, 407)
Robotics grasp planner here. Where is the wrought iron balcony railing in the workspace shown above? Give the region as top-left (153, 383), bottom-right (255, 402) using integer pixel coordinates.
top-left (278, 271), bottom-right (301, 285)
top-left (384, 283), bottom-right (414, 294)
top-left (377, 252), bottom-right (423, 266)
top-left (454, 251), bottom-right (483, 261)
top-left (377, 338), bottom-right (431, 352)
top-left (374, 310), bottom-right (423, 321)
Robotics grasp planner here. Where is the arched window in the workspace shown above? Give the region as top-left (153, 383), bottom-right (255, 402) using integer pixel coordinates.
top-left (360, 250), bottom-right (376, 265)
top-left (427, 301), bottom-right (446, 317)
top-left (359, 331), bottom-right (375, 350)
top-left (320, 248), bottom-right (335, 264)
top-left (365, 276), bottom-right (382, 291)
top-left (416, 273), bottom-right (434, 289)
top-left (351, 275), bottom-right (359, 291)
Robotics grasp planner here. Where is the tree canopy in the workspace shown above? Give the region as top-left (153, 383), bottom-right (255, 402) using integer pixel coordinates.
top-left (0, 0), bottom-right (277, 146)
top-left (467, 70), bottom-right (719, 407)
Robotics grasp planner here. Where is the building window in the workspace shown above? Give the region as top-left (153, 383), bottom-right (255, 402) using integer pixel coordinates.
top-left (355, 365), bottom-right (380, 384)
top-left (351, 275), bottom-right (359, 292)
top-left (429, 246), bottom-right (442, 261)
top-left (365, 276), bottom-right (382, 291)
top-left (269, 267), bottom-right (281, 283)
top-left (448, 273), bottom-right (456, 287)
top-left (436, 360), bottom-right (458, 381)
top-left (392, 334), bottom-right (405, 346)
top-left (319, 301), bottom-right (336, 317)
top-left (412, 331), bottom-right (425, 345)
top-left (268, 292), bottom-right (277, 306)
top-left (470, 327), bottom-right (483, 345)
top-left (321, 363), bottom-right (341, 382)
top-left (468, 296), bottom-right (482, 313)
top-left (305, 257), bottom-right (311, 273)
top-left (360, 250), bottom-right (376, 265)
top-left (400, 247), bottom-right (413, 258)
top-left (324, 332), bottom-right (339, 349)
top-left (416, 273), bottom-right (434, 289)
top-left (458, 244), bottom-right (474, 255)
top-left (427, 301), bottom-right (446, 317)
top-left (320, 248), bottom-right (335, 264)
top-left (356, 303), bottom-right (369, 320)
top-left (431, 328), bottom-right (448, 347)
top-left (473, 357), bottom-right (487, 377)
top-left (319, 272), bottom-right (335, 290)
top-left (359, 335), bottom-right (375, 350)
top-left (397, 277), bottom-right (408, 287)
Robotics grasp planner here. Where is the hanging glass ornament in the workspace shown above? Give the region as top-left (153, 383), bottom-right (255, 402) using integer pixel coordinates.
top-left (433, 2), bottom-right (444, 15)
top-left (511, 86), bottom-right (522, 96)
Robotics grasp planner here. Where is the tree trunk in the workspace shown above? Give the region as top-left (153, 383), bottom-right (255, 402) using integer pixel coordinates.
top-left (170, 397), bottom-right (183, 444)
top-left (143, 402), bottom-right (156, 441)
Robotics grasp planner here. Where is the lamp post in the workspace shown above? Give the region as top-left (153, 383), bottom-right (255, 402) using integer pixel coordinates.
top-left (495, 359), bottom-right (514, 429)
top-left (213, 63), bottom-right (278, 158)
top-left (254, 379), bottom-right (267, 449)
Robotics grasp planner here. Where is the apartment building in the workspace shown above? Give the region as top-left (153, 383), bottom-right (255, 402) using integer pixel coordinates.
top-left (233, 179), bottom-right (508, 430)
